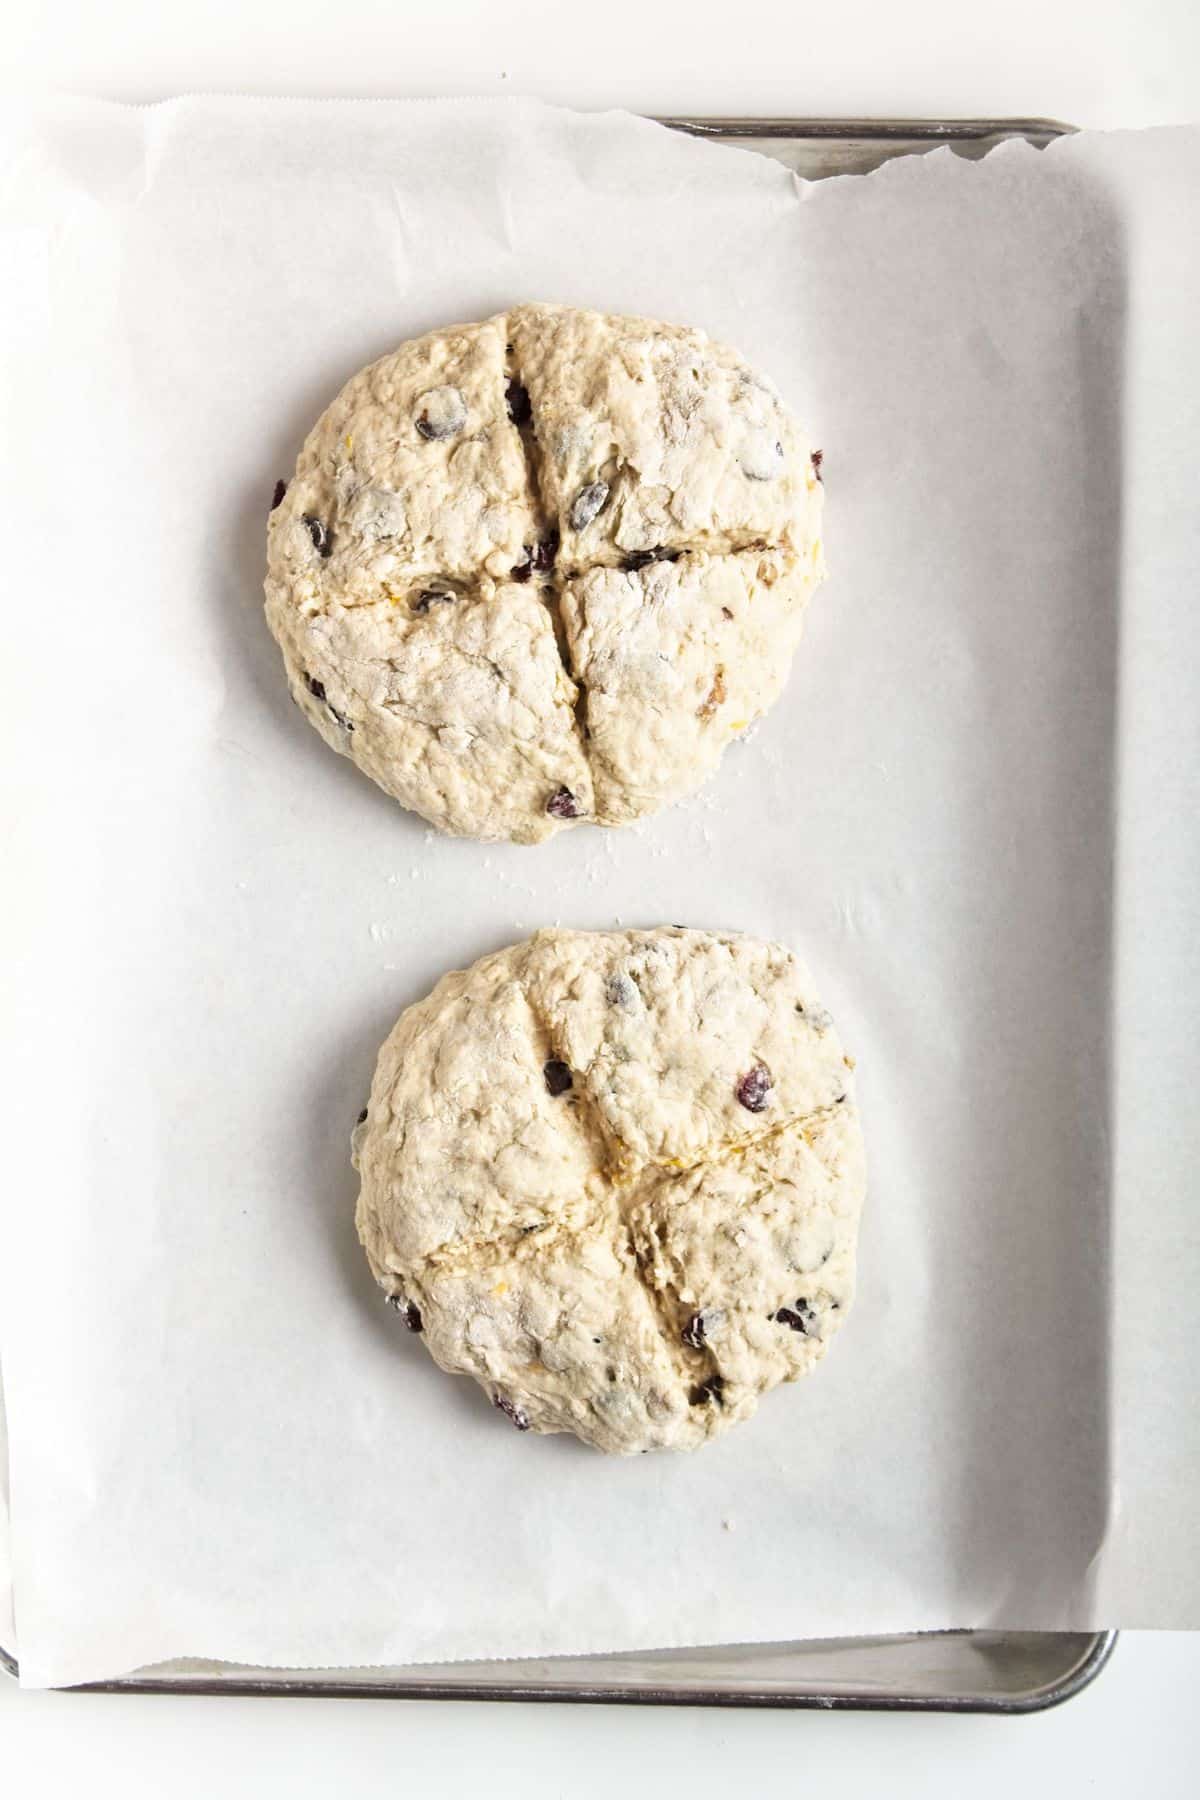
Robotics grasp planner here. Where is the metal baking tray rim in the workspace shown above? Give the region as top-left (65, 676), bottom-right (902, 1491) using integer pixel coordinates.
top-left (0, 1630), bottom-right (1117, 1712)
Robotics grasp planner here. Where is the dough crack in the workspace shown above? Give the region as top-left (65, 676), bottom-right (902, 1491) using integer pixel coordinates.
top-left (502, 325), bottom-right (551, 542)
top-left (621, 1212), bottom-right (701, 1388)
top-left (636, 1096), bottom-right (852, 1185)
top-left (409, 1212), bottom-right (604, 1281)
top-left (514, 965), bottom-right (622, 1180)
top-left (501, 322), bottom-right (598, 778)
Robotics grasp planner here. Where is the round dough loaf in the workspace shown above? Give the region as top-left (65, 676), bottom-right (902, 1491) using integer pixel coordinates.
top-left (265, 305), bottom-right (825, 843)
top-left (354, 928), bottom-right (865, 1454)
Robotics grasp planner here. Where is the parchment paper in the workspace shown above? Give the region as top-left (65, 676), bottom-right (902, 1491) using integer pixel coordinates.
top-left (0, 99), bottom-right (1196, 1688)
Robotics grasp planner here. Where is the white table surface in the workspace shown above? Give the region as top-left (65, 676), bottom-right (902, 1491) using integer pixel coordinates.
top-left (2, 3), bottom-right (1198, 1794)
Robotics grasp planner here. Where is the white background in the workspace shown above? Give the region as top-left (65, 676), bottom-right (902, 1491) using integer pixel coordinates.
top-left (1, 1), bottom-right (1197, 1794)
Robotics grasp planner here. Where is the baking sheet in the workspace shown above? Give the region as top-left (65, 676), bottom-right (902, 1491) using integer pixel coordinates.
top-left (0, 99), bottom-right (1196, 1688)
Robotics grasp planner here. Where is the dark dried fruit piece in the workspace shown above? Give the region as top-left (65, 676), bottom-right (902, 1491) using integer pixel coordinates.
top-left (387, 1295), bottom-right (423, 1333)
top-left (494, 1393), bottom-right (531, 1431)
top-left (543, 1059), bottom-right (573, 1097)
top-left (532, 529), bottom-right (559, 572)
top-left (622, 547), bottom-right (681, 573)
top-left (412, 588), bottom-right (455, 614)
top-left (302, 671), bottom-right (353, 731)
top-left (682, 1313), bottom-right (707, 1350)
top-left (773, 1299), bottom-right (817, 1335)
top-left (505, 379), bottom-right (531, 426)
top-left (414, 385), bottom-right (467, 440)
top-left (569, 480), bottom-right (610, 532)
top-left (511, 528), bottom-right (560, 582)
top-left (303, 514), bottom-right (333, 557)
top-left (735, 1063), bottom-right (772, 1113)
top-left (356, 1107), bottom-right (368, 1126)
top-left (688, 1375), bottom-right (726, 1407)
top-left (605, 972), bottom-right (636, 1009)
top-left (811, 449), bottom-right (824, 482)
top-left (546, 786), bottom-right (582, 820)
top-left (270, 478), bottom-right (287, 511)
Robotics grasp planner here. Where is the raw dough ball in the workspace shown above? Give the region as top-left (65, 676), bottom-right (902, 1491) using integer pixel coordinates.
top-left (265, 306), bottom-right (824, 844)
top-left (354, 928), bottom-right (865, 1454)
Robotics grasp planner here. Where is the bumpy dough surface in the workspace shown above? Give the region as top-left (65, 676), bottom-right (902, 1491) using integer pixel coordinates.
top-left (265, 305), bottom-right (824, 844)
top-left (354, 928), bottom-right (865, 1454)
